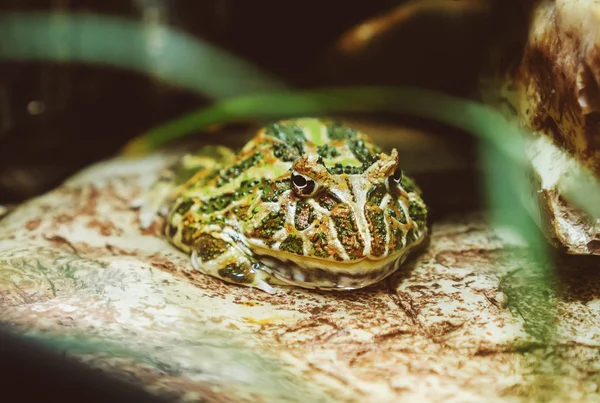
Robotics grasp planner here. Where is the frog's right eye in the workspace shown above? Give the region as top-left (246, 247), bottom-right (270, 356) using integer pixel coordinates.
top-left (291, 171), bottom-right (318, 198)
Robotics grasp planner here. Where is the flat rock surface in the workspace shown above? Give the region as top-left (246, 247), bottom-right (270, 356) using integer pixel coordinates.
top-left (1, 147), bottom-right (600, 402)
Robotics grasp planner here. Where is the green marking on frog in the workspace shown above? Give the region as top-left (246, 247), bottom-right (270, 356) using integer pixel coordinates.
top-left (137, 118), bottom-right (429, 293)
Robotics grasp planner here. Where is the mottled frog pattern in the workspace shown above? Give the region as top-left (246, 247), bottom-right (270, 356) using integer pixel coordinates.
top-left (136, 118), bottom-right (428, 293)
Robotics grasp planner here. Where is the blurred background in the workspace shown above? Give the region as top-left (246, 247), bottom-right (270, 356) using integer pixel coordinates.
top-left (0, 0), bottom-right (519, 206)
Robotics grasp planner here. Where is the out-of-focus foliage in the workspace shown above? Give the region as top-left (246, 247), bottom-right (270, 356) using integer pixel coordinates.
top-left (0, 12), bottom-right (286, 99)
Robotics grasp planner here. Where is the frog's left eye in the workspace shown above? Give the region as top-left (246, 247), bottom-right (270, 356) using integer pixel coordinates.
top-left (389, 167), bottom-right (403, 185)
top-left (291, 171), bottom-right (318, 197)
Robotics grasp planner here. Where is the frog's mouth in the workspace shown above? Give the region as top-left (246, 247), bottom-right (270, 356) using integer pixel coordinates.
top-left (252, 246), bottom-right (417, 290)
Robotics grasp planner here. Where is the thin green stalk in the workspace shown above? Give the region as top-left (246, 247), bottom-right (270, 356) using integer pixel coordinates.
top-left (0, 12), bottom-right (285, 98)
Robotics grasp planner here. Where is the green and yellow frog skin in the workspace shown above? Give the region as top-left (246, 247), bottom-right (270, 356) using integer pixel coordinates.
top-left (136, 118), bottom-right (428, 293)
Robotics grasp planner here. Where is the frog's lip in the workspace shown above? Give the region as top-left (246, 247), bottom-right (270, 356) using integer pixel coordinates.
top-left (252, 242), bottom-right (420, 268)
top-left (255, 249), bottom-right (409, 290)
top-left (251, 242), bottom-right (424, 290)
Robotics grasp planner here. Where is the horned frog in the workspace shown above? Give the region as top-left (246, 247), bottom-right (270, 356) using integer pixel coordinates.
top-left (136, 118), bottom-right (428, 293)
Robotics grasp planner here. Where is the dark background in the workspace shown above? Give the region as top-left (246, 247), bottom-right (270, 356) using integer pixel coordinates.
top-left (0, 0), bottom-right (516, 204)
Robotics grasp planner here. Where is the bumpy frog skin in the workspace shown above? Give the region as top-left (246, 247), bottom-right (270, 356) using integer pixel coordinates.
top-left (137, 118), bottom-right (428, 293)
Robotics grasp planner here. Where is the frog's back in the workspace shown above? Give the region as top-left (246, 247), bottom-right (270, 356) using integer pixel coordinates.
top-left (244, 117), bottom-right (382, 174)
top-left (178, 118), bottom-right (378, 198)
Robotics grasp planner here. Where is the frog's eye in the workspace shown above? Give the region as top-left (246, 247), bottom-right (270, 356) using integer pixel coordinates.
top-left (391, 167), bottom-right (402, 183)
top-left (291, 171), bottom-right (318, 197)
top-left (388, 167), bottom-right (403, 189)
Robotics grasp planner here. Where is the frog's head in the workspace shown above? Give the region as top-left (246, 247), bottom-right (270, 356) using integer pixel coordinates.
top-left (249, 125), bottom-right (428, 290)
top-left (289, 148), bottom-right (403, 205)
